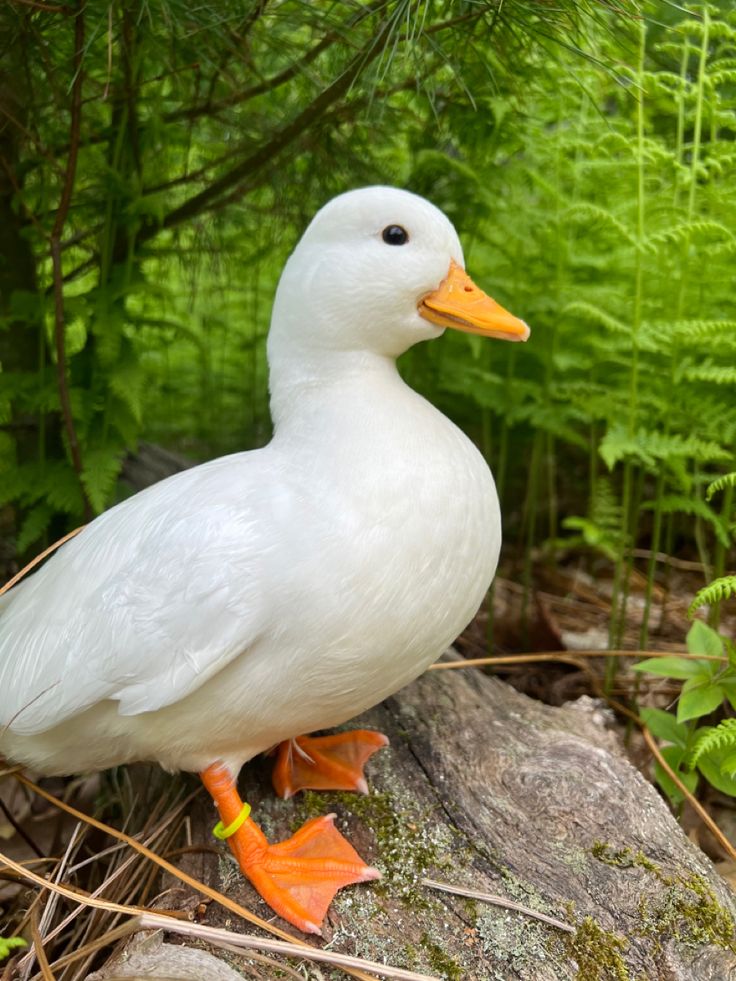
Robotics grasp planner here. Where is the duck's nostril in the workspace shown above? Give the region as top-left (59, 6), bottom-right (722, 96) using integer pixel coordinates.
top-left (463, 285), bottom-right (473, 293)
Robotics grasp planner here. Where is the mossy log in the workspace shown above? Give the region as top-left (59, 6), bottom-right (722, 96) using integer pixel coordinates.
top-left (95, 664), bottom-right (736, 981)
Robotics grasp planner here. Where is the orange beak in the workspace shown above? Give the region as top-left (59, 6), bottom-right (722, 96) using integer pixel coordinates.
top-left (418, 259), bottom-right (530, 342)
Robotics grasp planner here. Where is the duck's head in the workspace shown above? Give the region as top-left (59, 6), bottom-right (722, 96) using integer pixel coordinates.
top-left (269, 185), bottom-right (529, 362)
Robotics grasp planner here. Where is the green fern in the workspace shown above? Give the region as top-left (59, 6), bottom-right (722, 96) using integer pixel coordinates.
top-left (706, 472), bottom-right (736, 501)
top-left (680, 361), bottom-right (736, 386)
top-left (670, 320), bottom-right (736, 341)
top-left (688, 576), bottom-right (736, 619)
top-left (641, 496), bottom-right (730, 548)
top-left (688, 719), bottom-right (736, 771)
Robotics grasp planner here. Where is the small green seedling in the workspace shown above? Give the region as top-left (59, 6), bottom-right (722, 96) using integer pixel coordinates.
top-left (0, 936), bottom-right (28, 961)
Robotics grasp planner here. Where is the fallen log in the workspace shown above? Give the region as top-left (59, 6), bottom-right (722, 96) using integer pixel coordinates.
top-left (92, 663), bottom-right (736, 980)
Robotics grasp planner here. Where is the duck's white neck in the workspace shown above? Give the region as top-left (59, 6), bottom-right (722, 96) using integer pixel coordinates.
top-left (267, 341), bottom-right (402, 431)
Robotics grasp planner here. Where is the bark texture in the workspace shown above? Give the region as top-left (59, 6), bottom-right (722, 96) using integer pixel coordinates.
top-left (96, 664), bottom-right (736, 981)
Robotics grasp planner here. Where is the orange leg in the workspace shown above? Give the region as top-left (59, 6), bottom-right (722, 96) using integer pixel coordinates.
top-left (272, 730), bottom-right (389, 799)
top-left (200, 763), bottom-right (379, 935)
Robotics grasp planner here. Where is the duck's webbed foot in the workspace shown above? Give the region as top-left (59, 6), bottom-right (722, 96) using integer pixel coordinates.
top-left (241, 812), bottom-right (380, 934)
top-left (272, 730), bottom-right (389, 799)
top-left (201, 764), bottom-right (379, 935)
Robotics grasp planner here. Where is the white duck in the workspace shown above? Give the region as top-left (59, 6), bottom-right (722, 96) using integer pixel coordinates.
top-left (0, 186), bottom-right (528, 934)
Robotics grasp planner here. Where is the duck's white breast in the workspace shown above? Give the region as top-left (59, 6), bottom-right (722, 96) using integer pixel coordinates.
top-left (179, 368), bottom-right (500, 768)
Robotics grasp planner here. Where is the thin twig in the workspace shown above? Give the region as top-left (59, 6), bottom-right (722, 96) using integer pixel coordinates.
top-left (0, 795), bottom-right (44, 858)
top-left (20, 806), bottom-right (193, 973)
top-left (163, 0), bottom-right (387, 126)
top-left (41, 921), bottom-right (139, 975)
top-left (29, 908), bottom-right (55, 981)
top-left (134, 914), bottom-right (437, 981)
top-left (216, 943), bottom-right (307, 981)
top-left (421, 878), bottom-right (575, 934)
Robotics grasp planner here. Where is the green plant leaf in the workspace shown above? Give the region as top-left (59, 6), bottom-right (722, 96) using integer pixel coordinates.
top-left (689, 577), bottom-right (736, 619)
top-left (633, 656), bottom-right (709, 680)
top-left (698, 750), bottom-right (736, 797)
top-left (706, 471), bottom-right (736, 501)
top-left (640, 707), bottom-right (688, 748)
top-left (16, 504), bottom-right (53, 554)
top-left (686, 620), bottom-right (725, 659)
top-left (687, 719), bottom-right (736, 769)
top-left (676, 684), bottom-right (724, 724)
top-left (718, 677), bottom-right (736, 711)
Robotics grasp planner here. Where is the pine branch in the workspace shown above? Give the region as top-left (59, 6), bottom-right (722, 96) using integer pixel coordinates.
top-left (163, 30), bottom-right (339, 126)
top-left (148, 4), bottom-right (476, 237)
top-left (149, 23), bottom-right (394, 236)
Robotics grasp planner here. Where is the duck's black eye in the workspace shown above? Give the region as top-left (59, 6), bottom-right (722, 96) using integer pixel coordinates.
top-left (382, 224), bottom-right (409, 246)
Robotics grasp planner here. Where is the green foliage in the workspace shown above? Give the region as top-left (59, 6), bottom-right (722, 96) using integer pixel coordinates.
top-left (637, 619), bottom-right (736, 804)
top-left (400, 3), bottom-right (736, 656)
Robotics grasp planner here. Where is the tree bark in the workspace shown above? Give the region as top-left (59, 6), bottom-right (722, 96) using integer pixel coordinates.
top-left (0, 10), bottom-right (45, 575)
top-left (94, 664), bottom-right (736, 980)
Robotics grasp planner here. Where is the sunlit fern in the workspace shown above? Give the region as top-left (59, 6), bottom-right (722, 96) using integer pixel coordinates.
top-left (688, 576), bottom-right (736, 620)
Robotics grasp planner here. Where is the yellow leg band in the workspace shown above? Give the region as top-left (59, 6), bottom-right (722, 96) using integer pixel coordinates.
top-left (213, 802), bottom-right (251, 840)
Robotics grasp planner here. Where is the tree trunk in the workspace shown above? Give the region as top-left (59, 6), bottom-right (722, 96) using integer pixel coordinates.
top-left (92, 664), bottom-right (736, 981)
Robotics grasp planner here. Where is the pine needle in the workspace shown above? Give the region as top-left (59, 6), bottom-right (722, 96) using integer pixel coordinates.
top-left (0, 526), bottom-right (85, 597)
top-left (0, 850), bottom-right (438, 980)
top-left (428, 648), bottom-right (725, 671)
top-left (421, 878), bottom-right (575, 934)
top-left (10, 774), bottom-right (380, 981)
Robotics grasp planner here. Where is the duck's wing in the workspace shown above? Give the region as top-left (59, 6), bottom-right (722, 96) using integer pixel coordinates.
top-left (0, 456), bottom-right (272, 736)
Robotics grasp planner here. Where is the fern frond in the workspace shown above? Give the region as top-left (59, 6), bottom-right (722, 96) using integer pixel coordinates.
top-left (81, 449), bottom-right (124, 515)
top-left (688, 577), bottom-right (736, 619)
top-left (680, 362), bottom-right (736, 386)
top-left (562, 300), bottom-right (630, 334)
top-left (565, 203), bottom-right (637, 247)
top-left (688, 719), bottom-right (736, 770)
top-left (645, 220), bottom-right (735, 254)
top-left (16, 504), bottom-right (53, 554)
top-left (670, 320), bottom-right (736, 342)
top-left (641, 496), bottom-right (730, 547)
top-left (600, 425), bottom-right (728, 471)
top-left (706, 472), bottom-right (736, 501)
top-left (710, 68), bottom-right (736, 85)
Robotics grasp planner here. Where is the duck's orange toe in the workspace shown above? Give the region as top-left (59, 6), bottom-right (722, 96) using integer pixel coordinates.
top-left (239, 814), bottom-right (380, 934)
top-left (273, 730), bottom-right (389, 799)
